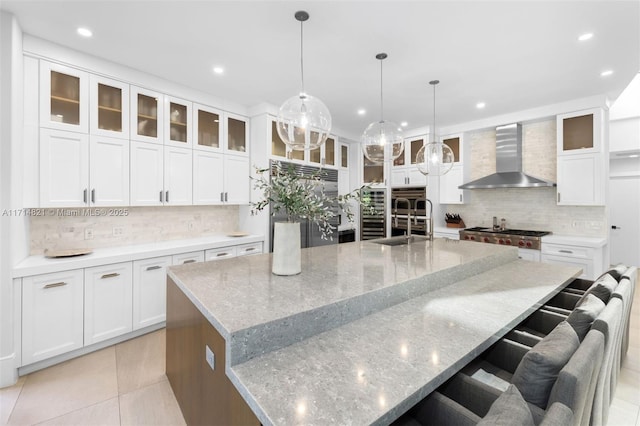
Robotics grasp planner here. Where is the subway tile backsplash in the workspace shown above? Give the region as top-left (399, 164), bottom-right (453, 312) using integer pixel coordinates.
top-left (29, 205), bottom-right (239, 255)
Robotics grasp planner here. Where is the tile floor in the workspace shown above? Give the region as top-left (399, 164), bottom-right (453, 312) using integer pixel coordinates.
top-left (1, 289), bottom-right (639, 425)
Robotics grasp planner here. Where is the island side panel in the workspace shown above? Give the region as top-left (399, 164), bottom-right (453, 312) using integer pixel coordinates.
top-left (166, 276), bottom-right (259, 426)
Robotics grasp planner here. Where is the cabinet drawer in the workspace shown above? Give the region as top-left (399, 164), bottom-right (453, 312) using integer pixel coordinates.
top-left (541, 254), bottom-right (590, 279)
top-left (236, 242), bottom-right (263, 256)
top-left (541, 243), bottom-right (592, 259)
top-left (205, 246), bottom-right (237, 261)
top-left (172, 251), bottom-right (205, 265)
top-left (133, 256), bottom-right (172, 330)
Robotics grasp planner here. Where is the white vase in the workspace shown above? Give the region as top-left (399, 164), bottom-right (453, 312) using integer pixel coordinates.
top-left (272, 222), bottom-right (301, 276)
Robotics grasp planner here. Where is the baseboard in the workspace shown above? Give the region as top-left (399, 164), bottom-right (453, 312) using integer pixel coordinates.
top-left (0, 352), bottom-right (19, 388)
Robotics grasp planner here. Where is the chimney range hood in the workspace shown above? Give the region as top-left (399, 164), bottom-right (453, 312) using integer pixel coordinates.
top-left (458, 123), bottom-right (556, 189)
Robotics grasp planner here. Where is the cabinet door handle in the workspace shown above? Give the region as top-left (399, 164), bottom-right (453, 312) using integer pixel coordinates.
top-left (559, 249), bottom-right (573, 254)
top-left (459, 194), bottom-right (462, 202)
top-left (183, 259), bottom-right (196, 264)
top-left (165, 191), bottom-right (169, 203)
top-left (44, 281), bottom-right (67, 289)
top-left (91, 189), bottom-right (95, 204)
top-left (83, 189), bottom-right (88, 204)
top-left (225, 192), bottom-right (228, 202)
top-left (160, 191), bottom-right (164, 203)
top-left (100, 272), bottom-right (120, 279)
top-left (557, 192), bottom-right (561, 203)
top-left (220, 192), bottom-right (224, 202)
top-left (216, 252), bottom-right (229, 257)
top-left (146, 265), bottom-right (162, 271)
top-left (245, 247), bottom-right (255, 252)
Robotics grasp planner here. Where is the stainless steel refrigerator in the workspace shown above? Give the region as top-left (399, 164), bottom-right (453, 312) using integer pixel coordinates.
top-left (269, 161), bottom-right (339, 251)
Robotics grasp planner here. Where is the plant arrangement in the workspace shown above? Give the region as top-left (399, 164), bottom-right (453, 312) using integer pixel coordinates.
top-left (251, 162), bottom-right (374, 240)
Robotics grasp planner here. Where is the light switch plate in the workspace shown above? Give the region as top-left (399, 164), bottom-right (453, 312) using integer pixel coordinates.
top-left (205, 345), bottom-right (215, 371)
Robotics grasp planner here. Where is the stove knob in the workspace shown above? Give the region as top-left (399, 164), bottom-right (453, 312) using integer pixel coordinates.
top-left (518, 240), bottom-right (525, 247)
top-left (526, 241), bottom-right (533, 248)
top-left (506, 239), bottom-right (512, 245)
top-left (498, 239), bottom-right (504, 244)
top-left (470, 236), bottom-right (475, 241)
top-left (483, 237), bottom-right (490, 243)
top-left (464, 235), bottom-right (470, 240)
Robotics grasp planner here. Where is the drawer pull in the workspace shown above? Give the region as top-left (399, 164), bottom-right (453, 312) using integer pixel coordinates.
top-left (183, 259), bottom-right (196, 264)
top-left (44, 281), bottom-right (67, 289)
top-left (146, 265), bottom-right (162, 271)
top-left (244, 247), bottom-right (256, 252)
top-left (101, 272), bottom-right (120, 279)
top-left (559, 249), bottom-right (573, 254)
top-left (216, 252), bottom-right (229, 257)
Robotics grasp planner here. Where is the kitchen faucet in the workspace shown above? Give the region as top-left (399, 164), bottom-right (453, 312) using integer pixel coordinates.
top-left (394, 197), bottom-right (413, 241)
top-left (416, 197), bottom-right (434, 240)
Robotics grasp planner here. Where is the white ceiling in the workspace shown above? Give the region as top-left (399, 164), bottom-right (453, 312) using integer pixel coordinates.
top-left (2, 0), bottom-right (639, 139)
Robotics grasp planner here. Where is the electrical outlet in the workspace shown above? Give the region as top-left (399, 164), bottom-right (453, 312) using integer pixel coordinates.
top-left (84, 228), bottom-right (94, 240)
top-left (188, 221), bottom-right (195, 231)
top-left (112, 227), bottom-right (124, 236)
top-left (205, 345), bottom-right (215, 371)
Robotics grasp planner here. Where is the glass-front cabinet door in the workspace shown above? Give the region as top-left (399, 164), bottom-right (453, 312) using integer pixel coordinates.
top-left (194, 104), bottom-right (223, 152)
top-left (164, 96), bottom-right (192, 147)
top-left (324, 137), bottom-right (335, 166)
top-left (131, 86), bottom-right (163, 144)
top-left (90, 75), bottom-right (129, 138)
top-left (557, 108), bottom-right (601, 155)
top-left (443, 136), bottom-right (461, 163)
top-left (40, 61), bottom-right (89, 133)
top-left (271, 120), bottom-right (287, 159)
top-left (363, 153), bottom-right (384, 184)
top-left (341, 144), bottom-right (349, 169)
top-left (226, 113), bottom-right (249, 156)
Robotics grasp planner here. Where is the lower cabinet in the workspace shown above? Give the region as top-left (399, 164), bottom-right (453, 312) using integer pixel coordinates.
top-left (84, 262), bottom-right (133, 345)
top-left (133, 256), bottom-right (172, 330)
top-left (22, 269), bottom-right (84, 365)
top-left (541, 240), bottom-right (604, 280)
top-left (205, 246), bottom-right (237, 261)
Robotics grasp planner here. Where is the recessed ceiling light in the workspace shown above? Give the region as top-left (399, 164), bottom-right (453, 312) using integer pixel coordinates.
top-left (629, 154), bottom-right (639, 158)
top-left (400, 121), bottom-right (408, 127)
top-left (357, 109), bottom-right (366, 116)
top-left (578, 33), bottom-right (593, 41)
top-left (77, 27), bottom-right (93, 37)
top-left (212, 67), bottom-right (224, 75)
top-left (476, 102), bottom-right (486, 109)
top-left (601, 70), bottom-right (614, 77)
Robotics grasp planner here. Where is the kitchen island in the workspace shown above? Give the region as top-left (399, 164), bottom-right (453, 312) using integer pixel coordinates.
top-left (166, 238), bottom-right (581, 426)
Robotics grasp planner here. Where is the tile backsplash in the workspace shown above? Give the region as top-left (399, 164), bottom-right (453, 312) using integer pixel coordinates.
top-left (29, 205), bottom-right (239, 255)
top-left (445, 119), bottom-right (606, 238)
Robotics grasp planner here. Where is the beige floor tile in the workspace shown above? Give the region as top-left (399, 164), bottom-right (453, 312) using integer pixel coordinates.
top-left (7, 347), bottom-right (118, 426)
top-left (616, 368), bottom-right (640, 406)
top-left (119, 379), bottom-right (185, 426)
top-left (34, 397), bottom-right (120, 426)
top-left (608, 397), bottom-right (639, 426)
top-left (623, 346), bottom-right (640, 373)
top-left (0, 377), bottom-right (25, 426)
top-left (115, 329), bottom-right (166, 395)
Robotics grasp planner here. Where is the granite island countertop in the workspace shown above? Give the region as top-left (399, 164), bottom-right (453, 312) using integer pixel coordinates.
top-left (167, 238), bottom-right (581, 426)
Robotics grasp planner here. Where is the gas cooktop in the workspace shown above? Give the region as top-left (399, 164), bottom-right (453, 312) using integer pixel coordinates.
top-left (463, 227), bottom-right (550, 237)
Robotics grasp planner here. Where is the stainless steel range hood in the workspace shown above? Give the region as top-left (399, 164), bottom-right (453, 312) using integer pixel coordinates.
top-left (458, 123), bottom-right (556, 189)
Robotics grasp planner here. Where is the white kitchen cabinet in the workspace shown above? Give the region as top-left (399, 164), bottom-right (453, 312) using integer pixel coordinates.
top-left (556, 108), bottom-right (605, 206)
top-left (90, 75), bottom-right (129, 138)
top-left (393, 136), bottom-right (425, 168)
top-left (518, 248), bottom-right (541, 262)
top-left (541, 238), bottom-right (605, 280)
top-left (439, 164), bottom-right (465, 204)
top-left (223, 155), bottom-right (250, 204)
top-left (236, 242), bottom-right (263, 256)
top-left (391, 168), bottom-right (426, 187)
top-left (130, 141), bottom-right (165, 206)
top-left (39, 128), bottom-right (89, 207)
top-left (131, 86), bottom-right (163, 144)
top-left (132, 256), bottom-right (172, 330)
top-left (39, 61), bottom-right (89, 133)
top-left (193, 150), bottom-right (224, 205)
top-left (226, 112), bottom-right (249, 156)
top-left (165, 96), bottom-right (192, 148)
top-left (194, 103), bottom-right (224, 152)
top-left (172, 251), bottom-right (205, 265)
top-left (205, 246), bottom-right (237, 261)
top-left (309, 136), bottom-right (337, 168)
top-left (40, 129), bottom-right (129, 207)
top-left (89, 135), bottom-right (129, 206)
top-left (84, 262), bottom-right (133, 345)
top-left (21, 269), bottom-right (84, 365)
top-left (164, 146), bottom-right (193, 205)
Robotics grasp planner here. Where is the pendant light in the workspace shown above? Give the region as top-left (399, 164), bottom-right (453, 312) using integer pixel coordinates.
top-left (416, 80), bottom-right (454, 176)
top-left (361, 53), bottom-right (404, 163)
top-left (277, 11), bottom-right (332, 151)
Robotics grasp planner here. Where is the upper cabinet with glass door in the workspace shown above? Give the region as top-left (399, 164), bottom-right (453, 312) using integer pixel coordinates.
top-left (442, 135), bottom-right (462, 163)
top-left (393, 136), bottom-right (424, 167)
top-left (40, 61), bottom-right (89, 133)
top-left (225, 112), bottom-right (249, 156)
top-left (340, 143), bottom-right (349, 169)
top-left (309, 135), bottom-right (337, 168)
top-left (90, 75), bottom-right (129, 138)
top-left (164, 96), bottom-right (192, 148)
top-left (194, 104), bottom-right (223, 152)
top-left (270, 119), bottom-right (303, 161)
top-left (131, 86), bottom-right (163, 144)
top-left (557, 108), bottom-right (602, 156)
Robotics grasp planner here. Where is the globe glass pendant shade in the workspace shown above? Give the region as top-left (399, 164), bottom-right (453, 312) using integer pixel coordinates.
top-left (416, 141), bottom-right (455, 176)
top-left (277, 93), bottom-right (332, 151)
top-left (361, 120), bottom-right (404, 163)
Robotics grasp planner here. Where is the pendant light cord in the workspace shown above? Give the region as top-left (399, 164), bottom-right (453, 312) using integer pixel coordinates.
top-left (300, 20), bottom-right (305, 95)
top-left (380, 59), bottom-right (384, 122)
top-left (433, 83), bottom-right (436, 139)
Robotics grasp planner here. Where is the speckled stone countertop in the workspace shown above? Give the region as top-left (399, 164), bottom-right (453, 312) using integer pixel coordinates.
top-left (167, 238), bottom-right (581, 426)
